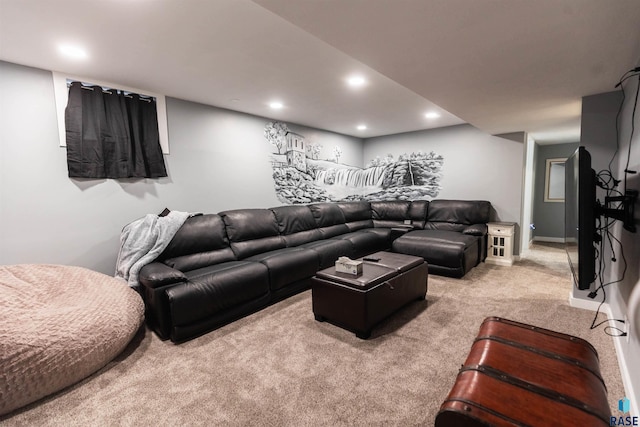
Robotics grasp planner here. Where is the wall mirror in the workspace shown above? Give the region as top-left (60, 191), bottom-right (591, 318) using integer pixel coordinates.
top-left (544, 158), bottom-right (566, 202)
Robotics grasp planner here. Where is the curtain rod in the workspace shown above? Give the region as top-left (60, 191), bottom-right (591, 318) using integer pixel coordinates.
top-left (80, 85), bottom-right (112, 94)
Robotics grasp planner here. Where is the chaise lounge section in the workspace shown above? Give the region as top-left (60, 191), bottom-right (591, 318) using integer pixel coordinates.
top-left (138, 199), bottom-right (492, 342)
top-left (392, 200), bottom-right (491, 278)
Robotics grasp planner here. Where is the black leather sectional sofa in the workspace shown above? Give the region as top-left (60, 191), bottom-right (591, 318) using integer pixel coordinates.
top-left (139, 199), bottom-right (491, 342)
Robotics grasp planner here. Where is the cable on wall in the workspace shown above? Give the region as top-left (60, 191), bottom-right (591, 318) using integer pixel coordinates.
top-left (587, 67), bottom-right (640, 337)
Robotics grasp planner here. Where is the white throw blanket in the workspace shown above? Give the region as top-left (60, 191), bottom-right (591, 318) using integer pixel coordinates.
top-left (115, 211), bottom-right (190, 287)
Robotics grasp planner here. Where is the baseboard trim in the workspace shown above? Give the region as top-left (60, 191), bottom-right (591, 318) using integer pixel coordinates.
top-left (532, 236), bottom-right (565, 243)
top-left (568, 291), bottom-right (604, 311)
top-left (485, 258), bottom-right (514, 266)
top-left (568, 292), bottom-right (638, 416)
top-left (605, 305), bottom-right (639, 417)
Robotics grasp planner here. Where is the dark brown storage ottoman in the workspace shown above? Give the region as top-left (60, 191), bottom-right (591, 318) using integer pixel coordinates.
top-left (311, 251), bottom-right (428, 339)
top-left (435, 316), bottom-right (611, 427)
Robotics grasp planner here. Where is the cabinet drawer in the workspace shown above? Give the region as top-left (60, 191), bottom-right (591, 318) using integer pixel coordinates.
top-left (488, 226), bottom-right (514, 236)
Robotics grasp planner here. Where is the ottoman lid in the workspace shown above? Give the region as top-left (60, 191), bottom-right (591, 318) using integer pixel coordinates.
top-left (316, 263), bottom-right (397, 290)
top-left (364, 251), bottom-right (424, 273)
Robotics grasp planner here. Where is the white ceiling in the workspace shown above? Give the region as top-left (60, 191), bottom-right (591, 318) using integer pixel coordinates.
top-left (1, 0), bottom-right (640, 143)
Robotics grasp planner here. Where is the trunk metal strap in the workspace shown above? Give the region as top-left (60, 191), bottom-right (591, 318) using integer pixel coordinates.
top-left (459, 364), bottom-right (609, 425)
top-left (474, 334), bottom-right (607, 390)
top-left (482, 317), bottom-right (599, 357)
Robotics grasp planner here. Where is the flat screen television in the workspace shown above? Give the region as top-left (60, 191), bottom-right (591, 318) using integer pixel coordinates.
top-left (564, 146), bottom-right (597, 290)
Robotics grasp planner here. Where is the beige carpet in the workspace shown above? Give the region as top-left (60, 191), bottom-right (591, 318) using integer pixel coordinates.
top-left (1, 243), bottom-right (625, 426)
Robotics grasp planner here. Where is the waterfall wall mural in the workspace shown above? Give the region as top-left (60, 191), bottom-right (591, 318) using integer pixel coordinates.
top-left (265, 121), bottom-right (444, 204)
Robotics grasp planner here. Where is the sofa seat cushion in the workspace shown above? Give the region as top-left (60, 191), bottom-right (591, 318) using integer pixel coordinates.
top-left (246, 247), bottom-right (320, 291)
top-left (299, 239), bottom-right (354, 269)
top-left (331, 230), bottom-right (390, 258)
top-left (168, 261), bottom-right (269, 327)
top-left (164, 248), bottom-right (236, 273)
top-left (392, 230), bottom-right (479, 278)
top-left (364, 226), bottom-right (414, 244)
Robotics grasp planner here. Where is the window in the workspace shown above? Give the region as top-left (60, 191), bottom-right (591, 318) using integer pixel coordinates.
top-left (53, 72), bottom-right (169, 154)
top-left (65, 81), bottom-right (168, 178)
top-left (53, 73), bottom-right (169, 179)
top-left (544, 158), bottom-right (566, 202)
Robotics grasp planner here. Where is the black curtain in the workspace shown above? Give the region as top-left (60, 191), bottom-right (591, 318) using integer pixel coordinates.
top-left (65, 81), bottom-right (167, 179)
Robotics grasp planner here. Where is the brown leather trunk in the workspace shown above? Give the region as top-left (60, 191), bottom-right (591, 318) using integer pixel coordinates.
top-left (435, 316), bottom-right (611, 427)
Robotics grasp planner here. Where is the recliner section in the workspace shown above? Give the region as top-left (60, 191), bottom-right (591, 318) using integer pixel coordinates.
top-left (389, 200), bottom-right (491, 278)
top-left (138, 199), bottom-right (492, 342)
top-left (173, 261), bottom-right (270, 327)
top-left (331, 201), bottom-right (388, 257)
top-left (274, 204), bottom-right (354, 269)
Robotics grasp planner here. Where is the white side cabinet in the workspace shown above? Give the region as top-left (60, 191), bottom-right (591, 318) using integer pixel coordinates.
top-left (486, 222), bottom-right (516, 266)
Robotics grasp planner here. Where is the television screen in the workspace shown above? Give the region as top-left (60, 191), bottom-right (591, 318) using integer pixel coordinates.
top-left (564, 146), bottom-right (597, 290)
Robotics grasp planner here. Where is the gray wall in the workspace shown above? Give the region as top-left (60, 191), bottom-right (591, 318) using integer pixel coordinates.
top-left (0, 61), bottom-right (526, 269)
top-left (578, 87), bottom-right (639, 406)
top-left (364, 124), bottom-right (525, 254)
top-left (532, 142), bottom-right (579, 240)
top-left (604, 82), bottom-right (640, 407)
top-left (0, 61), bottom-right (363, 274)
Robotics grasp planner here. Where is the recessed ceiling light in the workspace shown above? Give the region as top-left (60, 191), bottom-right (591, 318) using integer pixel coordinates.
top-left (425, 111), bottom-right (441, 119)
top-left (269, 101), bottom-right (284, 109)
top-left (357, 124), bottom-right (367, 130)
top-left (347, 75), bottom-right (366, 87)
top-left (58, 44), bottom-right (88, 60)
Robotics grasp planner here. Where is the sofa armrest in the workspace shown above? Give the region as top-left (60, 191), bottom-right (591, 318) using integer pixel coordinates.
top-left (138, 262), bottom-right (188, 340)
top-left (139, 262), bottom-right (187, 289)
top-left (463, 224), bottom-right (489, 261)
top-left (390, 226), bottom-right (414, 241)
top-left (462, 223), bottom-right (487, 236)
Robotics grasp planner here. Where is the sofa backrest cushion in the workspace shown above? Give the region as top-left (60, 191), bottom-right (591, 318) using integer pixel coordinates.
top-left (337, 201), bottom-right (373, 231)
top-left (370, 201), bottom-right (411, 228)
top-left (159, 214), bottom-right (236, 271)
top-left (408, 200), bottom-right (429, 229)
top-left (270, 205), bottom-right (322, 247)
top-left (308, 203), bottom-right (349, 238)
top-left (220, 209), bottom-right (285, 258)
top-left (425, 200), bottom-right (491, 232)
